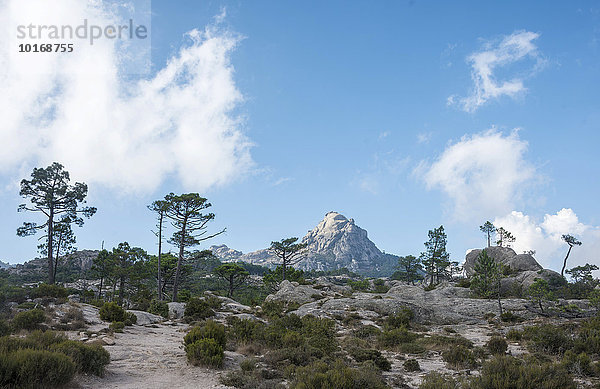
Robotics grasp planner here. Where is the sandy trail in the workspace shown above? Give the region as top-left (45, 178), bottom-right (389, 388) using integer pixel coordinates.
top-left (72, 322), bottom-right (231, 389)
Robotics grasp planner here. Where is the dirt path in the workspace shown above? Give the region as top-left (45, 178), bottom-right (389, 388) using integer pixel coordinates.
top-left (72, 322), bottom-right (232, 389)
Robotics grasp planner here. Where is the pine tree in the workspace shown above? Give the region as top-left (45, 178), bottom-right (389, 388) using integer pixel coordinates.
top-left (269, 237), bottom-right (308, 281)
top-left (420, 226), bottom-right (450, 287)
top-left (17, 162), bottom-right (96, 284)
top-left (479, 221), bottom-right (496, 248)
top-left (394, 255), bottom-right (423, 284)
top-left (470, 249), bottom-right (504, 314)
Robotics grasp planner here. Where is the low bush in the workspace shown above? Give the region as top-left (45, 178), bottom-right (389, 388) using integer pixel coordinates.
top-left (186, 338), bottom-right (224, 367)
top-left (124, 312), bottom-right (137, 326)
top-left (455, 278), bottom-right (471, 288)
top-left (522, 324), bottom-right (572, 355)
top-left (385, 308), bottom-right (414, 329)
top-left (12, 308), bottom-right (46, 330)
top-left (184, 320), bottom-right (226, 368)
top-left (29, 283), bottom-right (69, 299)
top-left (348, 347), bottom-right (391, 371)
top-left (57, 306), bottom-right (86, 330)
top-left (500, 311), bottom-right (523, 323)
top-left (506, 329), bottom-right (522, 341)
top-left (419, 372), bottom-right (459, 389)
top-left (99, 302), bottom-right (126, 322)
top-left (442, 345), bottom-right (477, 370)
top-left (0, 348), bottom-right (76, 388)
top-left (486, 336), bottom-right (508, 355)
top-left (291, 359), bottom-right (387, 389)
top-left (378, 328), bottom-right (418, 348)
top-left (184, 297), bottom-right (215, 323)
top-left (561, 350), bottom-right (594, 377)
top-left (109, 321), bottom-right (125, 332)
top-left (149, 299), bottom-right (169, 318)
top-left (403, 358), bottom-right (420, 372)
top-left (240, 357), bottom-right (256, 372)
top-left (0, 320), bottom-right (10, 336)
top-left (353, 324), bottom-right (381, 339)
top-left (184, 320), bottom-right (226, 348)
top-left (397, 342), bottom-right (426, 354)
top-left (50, 340), bottom-right (110, 376)
top-left (419, 334), bottom-right (473, 351)
top-left (227, 317), bottom-right (260, 345)
top-left (470, 355), bottom-right (576, 389)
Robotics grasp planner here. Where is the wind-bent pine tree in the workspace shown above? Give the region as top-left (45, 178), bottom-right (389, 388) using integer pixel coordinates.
top-left (479, 221), bottom-right (496, 248)
top-left (495, 227), bottom-right (516, 247)
top-left (213, 263), bottom-right (249, 298)
top-left (395, 255), bottom-right (423, 285)
top-left (269, 237), bottom-right (308, 281)
top-left (420, 226), bottom-right (450, 287)
top-left (17, 162), bottom-right (96, 284)
top-left (148, 199), bottom-right (170, 300)
top-left (560, 234), bottom-right (582, 278)
top-left (165, 193), bottom-right (225, 302)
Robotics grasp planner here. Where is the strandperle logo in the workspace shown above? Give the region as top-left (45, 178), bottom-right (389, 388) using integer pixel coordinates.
top-left (16, 18), bottom-right (149, 45)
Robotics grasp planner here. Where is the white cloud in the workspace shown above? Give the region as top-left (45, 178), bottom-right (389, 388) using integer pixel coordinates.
top-left (453, 30), bottom-right (543, 113)
top-left (420, 129), bottom-right (537, 221)
top-left (0, 0), bottom-right (253, 194)
top-left (494, 209), bottom-right (600, 276)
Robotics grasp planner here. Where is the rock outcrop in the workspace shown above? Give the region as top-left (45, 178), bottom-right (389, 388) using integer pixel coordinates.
top-left (464, 246), bottom-right (542, 275)
top-left (464, 246), bottom-right (564, 294)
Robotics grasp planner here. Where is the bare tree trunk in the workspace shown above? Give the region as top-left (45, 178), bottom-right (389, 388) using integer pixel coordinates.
top-left (157, 211), bottom-right (164, 301)
top-left (561, 245), bottom-right (573, 278)
top-left (48, 210), bottom-right (55, 284)
top-left (172, 217), bottom-right (187, 302)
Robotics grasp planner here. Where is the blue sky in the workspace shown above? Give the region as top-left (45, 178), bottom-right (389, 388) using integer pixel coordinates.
top-left (1, 0), bottom-right (599, 274)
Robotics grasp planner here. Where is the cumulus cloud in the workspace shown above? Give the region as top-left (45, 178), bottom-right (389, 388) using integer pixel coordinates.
top-left (0, 0), bottom-right (252, 193)
top-left (451, 30), bottom-right (544, 112)
top-left (419, 130), bottom-right (537, 221)
top-left (494, 209), bottom-right (600, 275)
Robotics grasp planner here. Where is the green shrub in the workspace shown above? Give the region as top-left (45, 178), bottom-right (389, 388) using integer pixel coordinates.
top-left (149, 299), bottom-right (169, 318)
top-left (240, 357), bottom-right (256, 372)
top-left (385, 308), bottom-right (414, 329)
top-left (487, 336), bottom-right (508, 355)
top-left (261, 301), bottom-right (286, 319)
top-left (90, 299), bottom-right (105, 308)
top-left (291, 359), bottom-right (387, 389)
top-left (419, 372), bottom-right (458, 389)
top-left (227, 317), bottom-right (259, 344)
top-left (442, 345), bottom-right (477, 370)
top-left (404, 358), bottom-right (421, 372)
top-left (109, 321), bottom-right (125, 332)
top-left (419, 334), bottom-right (473, 351)
top-left (353, 324), bottom-right (381, 339)
top-left (522, 324), bottom-right (572, 355)
top-left (561, 350), bottom-right (594, 377)
top-left (184, 297), bottom-right (215, 323)
top-left (506, 329), bottom-right (522, 341)
top-left (398, 342), bottom-right (426, 354)
top-left (124, 312), bottom-right (137, 326)
top-left (471, 355), bottom-right (576, 389)
top-left (500, 311), bottom-right (522, 323)
top-left (12, 308), bottom-right (46, 330)
top-left (0, 320), bottom-right (10, 336)
top-left (184, 320), bottom-right (226, 348)
top-left (50, 340), bottom-right (110, 376)
top-left (186, 338), bottom-right (224, 367)
top-left (378, 327), bottom-right (418, 348)
top-left (348, 348), bottom-right (391, 371)
top-left (455, 278), bottom-right (471, 288)
top-left (0, 348), bottom-right (76, 388)
top-left (29, 283), bottom-right (69, 299)
top-left (204, 295), bottom-right (223, 310)
top-left (348, 279), bottom-right (370, 292)
top-left (99, 302), bottom-right (126, 322)
top-left (577, 317), bottom-right (600, 355)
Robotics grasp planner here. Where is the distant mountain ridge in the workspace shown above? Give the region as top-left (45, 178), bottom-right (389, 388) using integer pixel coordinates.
top-left (211, 211), bottom-right (398, 276)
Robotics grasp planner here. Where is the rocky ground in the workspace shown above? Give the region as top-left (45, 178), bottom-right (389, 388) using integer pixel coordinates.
top-left (48, 275), bottom-right (595, 389)
top-left (56, 303), bottom-right (235, 389)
